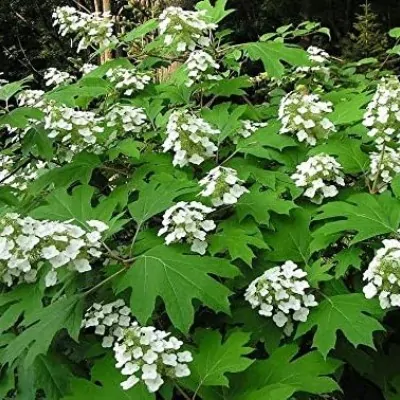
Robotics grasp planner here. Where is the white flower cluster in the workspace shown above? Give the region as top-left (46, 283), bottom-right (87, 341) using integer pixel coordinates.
top-left (80, 63), bottom-right (98, 75)
top-left (291, 153), bottom-right (345, 202)
top-left (369, 146), bottom-right (400, 193)
top-left (185, 50), bottom-right (220, 87)
top-left (53, 6), bottom-right (115, 53)
top-left (278, 90), bottom-right (336, 145)
top-left (17, 90), bottom-right (45, 108)
top-left (81, 299), bottom-right (131, 348)
top-left (294, 46), bottom-right (330, 83)
top-left (363, 239), bottom-right (400, 309)
top-left (306, 46), bottom-right (330, 64)
top-left (363, 76), bottom-right (400, 145)
top-left (115, 324), bottom-right (192, 392)
top-left (199, 166), bottom-right (248, 206)
top-left (163, 110), bottom-right (219, 167)
top-left (158, 201), bottom-right (215, 254)
top-left (105, 105), bottom-right (148, 134)
top-left (44, 68), bottom-right (75, 87)
top-left (0, 214), bottom-right (107, 287)
top-left (81, 299), bottom-right (193, 393)
top-left (245, 261), bottom-right (317, 334)
top-left (237, 120), bottom-right (268, 139)
top-left (44, 103), bottom-right (104, 149)
top-left (159, 7), bottom-right (217, 53)
top-left (0, 156), bottom-right (48, 191)
top-left (105, 67), bottom-right (151, 96)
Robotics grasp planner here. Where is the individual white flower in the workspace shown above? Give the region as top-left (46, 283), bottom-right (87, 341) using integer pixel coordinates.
top-left (278, 89), bottom-right (335, 145)
top-left (162, 110), bottom-right (219, 167)
top-left (363, 76), bottom-right (400, 145)
top-left (237, 120), bottom-right (268, 139)
top-left (158, 201), bottom-right (216, 254)
top-left (43, 103), bottom-right (104, 150)
top-left (0, 214), bottom-right (107, 287)
top-left (81, 299), bottom-right (131, 347)
top-left (245, 261), bottom-right (317, 334)
top-left (185, 50), bottom-right (220, 86)
top-left (363, 239), bottom-right (400, 309)
top-left (114, 323), bottom-right (192, 393)
top-left (43, 67), bottom-right (75, 87)
top-left (158, 7), bottom-right (217, 53)
top-left (16, 90), bottom-right (45, 108)
top-left (199, 166), bottom-right (249, 206)
top-left (105, 67), bottom-right (151, 96)
top-left (53, 6), bottom-right (115, 52)
top-left (368, 146), bottom-right (400, 192)
top-left (291, 153), bottom-right (345, 203)
top-left (105, 105), bottom-right (148, 138)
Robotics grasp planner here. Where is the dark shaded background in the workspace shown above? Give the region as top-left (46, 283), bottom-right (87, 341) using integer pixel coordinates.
top-left (1, 0), bottom-right (400, 82)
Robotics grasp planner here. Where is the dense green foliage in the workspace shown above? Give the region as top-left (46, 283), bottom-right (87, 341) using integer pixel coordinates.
top-left (3, 0), bottom-right (400, 399)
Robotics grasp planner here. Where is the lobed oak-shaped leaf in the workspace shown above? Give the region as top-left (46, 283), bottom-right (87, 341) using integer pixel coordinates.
top-left (313, 192), bottom-right (400, 245)
top-left (187, 329), bottom-right (254, 389)
top-left (115, 245), bottom-right (239, 332)
top-left (296, 293), bottom-right (385, 358)
top-left (209, 219), bottom-right (268, 266)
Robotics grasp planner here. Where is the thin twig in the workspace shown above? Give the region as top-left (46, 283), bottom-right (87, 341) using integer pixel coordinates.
top-left (83, 267), bottom-right (126, 296)
top-left (0, 159), bottom-right (31, 185)
top-left (175, 384), bottom-right (192, 400)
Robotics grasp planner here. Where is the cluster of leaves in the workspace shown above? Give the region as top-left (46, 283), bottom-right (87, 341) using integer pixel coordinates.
top-left (2, 0), bottom-right (400, 399)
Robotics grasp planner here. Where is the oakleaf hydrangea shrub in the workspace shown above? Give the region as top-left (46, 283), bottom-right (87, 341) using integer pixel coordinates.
top-left (2, 1), bottom-right (400, 399)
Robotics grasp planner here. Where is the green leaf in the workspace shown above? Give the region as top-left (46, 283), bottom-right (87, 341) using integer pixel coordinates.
top-left (27, 153), bottom-right (101, 194)
top-left (128, 176), bottom-right (197, 224)
top-left (389, 27), bottom-right (400, 38)
top-left (0, 367), bottom-right (15, 399)
top-left (33, 354), bottom-right (72, 399)
top-left (123, 19), bottom-right (158, 42)
top-left (296, 294), bottom-right (385, 358)
top-left (45, 78), bottom-right (110, 108)
top-left (30, 184), bottom-right (123, 228)
top-left (65, 355), bottom-right (154, 400)
top-left (22, 127), bottom-right (54, 160)
top-left (209, 218), bottom-right (268, 266)
top-left (1, 295), bottom-right (83, 368)
top-left (327, 91), bottom-right (371, 125)
top-left (309, 137), bottom-right (368, 174)
top-left (202, 103), bottom-right (247, 141)
top-left (30, 185), bottom-right (97, 225)
top-left (229, 344), bottom-right (341, 398)
top-left (333, 247), bottom-right (363, 278)
top-left (238, 121), bottom-right (298, 156)
top-left (187, 330), bottom-right (253, 389)
top-left (115, 245), bottom-right (239, 332)
top-left (0, 107), bottom-right (43, 129)
top-left (236, 186), bottom-right (296, 225)
top-left (242, 42), bottom-right (310, 77)
top-left (0, 76), bottom-right (32, 101)
top-left (206, 76), bottom-right (252, 97)
top-left (264, 208), bottom-right (311, 263)
top-left (108, 139), bottom-right (141, 161)
top-left (195, 0), bottom-right (235, 23)
top-left (313, 192), bottom-right (400, 244)
top-left (0, 285), bottom-right (42, 335)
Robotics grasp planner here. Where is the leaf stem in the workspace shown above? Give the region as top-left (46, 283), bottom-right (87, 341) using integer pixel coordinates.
top-left (175, 384), bottom-right (192, 400)
top-left (82, 267), bottom-right (126, 296)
